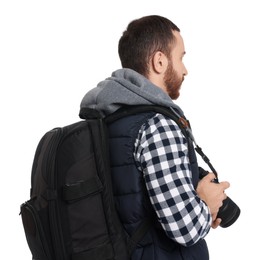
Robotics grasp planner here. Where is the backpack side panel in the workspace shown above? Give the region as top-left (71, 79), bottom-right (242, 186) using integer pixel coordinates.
top-left (21, 129), bottom-right (61, 260)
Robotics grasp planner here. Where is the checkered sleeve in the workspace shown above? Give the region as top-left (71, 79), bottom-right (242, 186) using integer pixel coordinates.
top-left (134, 113), bottom-right (212, 247)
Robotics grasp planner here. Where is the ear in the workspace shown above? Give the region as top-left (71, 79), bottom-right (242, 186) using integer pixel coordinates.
top-left (151, 51), bottom-right (168, 74)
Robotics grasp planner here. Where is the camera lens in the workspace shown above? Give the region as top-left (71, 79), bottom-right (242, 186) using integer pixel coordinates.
top-left (198, 167), bottom-right (240, 228)
top-left (217, 196), bottom-right (241, 228)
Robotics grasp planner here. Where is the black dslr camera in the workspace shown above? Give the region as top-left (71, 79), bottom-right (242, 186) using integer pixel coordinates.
top-left (199, 167), bottom-right (240, 228)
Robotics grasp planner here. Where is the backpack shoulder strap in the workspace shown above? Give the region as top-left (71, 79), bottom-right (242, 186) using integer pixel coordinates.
top-left (105, 105), bottom-right (190, 139)
top-left (105, 105), bottom-right (180, 123)
top-left (79, 107), bottom-right (103, 120)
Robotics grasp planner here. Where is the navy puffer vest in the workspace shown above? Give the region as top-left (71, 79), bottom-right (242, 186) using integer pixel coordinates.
top-left (107, 109), bottom-right (209, 260)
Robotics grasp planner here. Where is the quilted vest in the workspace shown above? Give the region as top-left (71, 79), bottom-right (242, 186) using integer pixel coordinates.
top-left (107, 109), bottom-right (209, 260)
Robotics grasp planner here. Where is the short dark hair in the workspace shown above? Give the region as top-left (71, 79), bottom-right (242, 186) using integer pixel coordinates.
top-left (118, 15), bottom-right (180, 76)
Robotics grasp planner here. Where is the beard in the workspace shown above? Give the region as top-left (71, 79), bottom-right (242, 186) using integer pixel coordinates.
top-left (163, 61), bottom-right (184, 100)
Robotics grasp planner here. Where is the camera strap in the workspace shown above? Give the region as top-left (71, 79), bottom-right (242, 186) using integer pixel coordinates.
top-left (169, 107), bottom-right (218, 179)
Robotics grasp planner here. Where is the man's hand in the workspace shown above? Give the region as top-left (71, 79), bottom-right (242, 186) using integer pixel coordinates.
top-left (196, 173), bottom-right (230, 227)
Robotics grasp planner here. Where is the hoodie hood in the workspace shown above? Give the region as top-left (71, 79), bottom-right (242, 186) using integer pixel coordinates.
top-left (80, 68), bottom-right (184, 116)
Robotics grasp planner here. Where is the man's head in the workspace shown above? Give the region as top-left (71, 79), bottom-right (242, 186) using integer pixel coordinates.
top-left (118, 15), bottom-right (188, 99)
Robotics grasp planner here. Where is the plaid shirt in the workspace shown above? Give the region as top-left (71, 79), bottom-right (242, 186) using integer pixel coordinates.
top-left (134, 113), bottom-right (212, 247)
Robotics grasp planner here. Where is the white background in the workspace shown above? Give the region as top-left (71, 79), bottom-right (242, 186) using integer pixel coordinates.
top-left (1, 0), bottom-right (263, 259)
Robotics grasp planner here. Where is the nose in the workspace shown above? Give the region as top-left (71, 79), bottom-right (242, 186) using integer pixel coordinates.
top-left (183, 64), bottom-right (188, 76)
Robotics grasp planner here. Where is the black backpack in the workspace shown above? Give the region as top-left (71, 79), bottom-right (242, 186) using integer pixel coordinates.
top-left (20, 106), bottom-right (170, 260)
top-left (20, 105), bottom-right (215, 260)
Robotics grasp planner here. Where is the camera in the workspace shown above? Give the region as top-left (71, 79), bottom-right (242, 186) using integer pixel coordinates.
top-left (199, 167), bottom-right (240, 228)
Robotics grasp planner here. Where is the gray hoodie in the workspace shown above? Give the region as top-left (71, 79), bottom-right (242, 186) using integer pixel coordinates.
top-left (80, 68), bottom-right (184, 116)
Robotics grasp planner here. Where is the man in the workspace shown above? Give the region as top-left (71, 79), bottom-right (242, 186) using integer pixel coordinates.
top-left (81, 15), bottom-right (230, 260)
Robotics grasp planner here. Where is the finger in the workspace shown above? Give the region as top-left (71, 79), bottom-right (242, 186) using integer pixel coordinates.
top-left (204, 173), bottom-right (217, 182)
top-left (211, 218), bottom-right (222, 229)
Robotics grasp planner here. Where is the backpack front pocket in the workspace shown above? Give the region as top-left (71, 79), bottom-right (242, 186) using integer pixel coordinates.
top-left (20, 201), bottom-right (52, 260)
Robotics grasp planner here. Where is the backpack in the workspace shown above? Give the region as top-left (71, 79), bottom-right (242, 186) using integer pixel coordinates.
top-left (20, 106), bottom-right (155, 260)
top-left (20, 105), bottom-right (229, 260)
